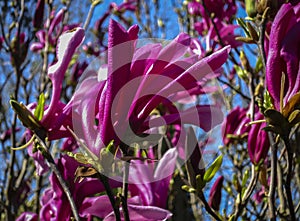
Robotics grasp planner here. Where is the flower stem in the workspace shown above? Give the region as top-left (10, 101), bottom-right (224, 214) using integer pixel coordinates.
top-left (268, 133), bottom-right (277, 221)
top-left (98, 174), bottom-right (121, 221)
top-left (83, 3), bottom-right (95, 30)
top-left (232, 165), bottom-right (259, 221)
top-left (197, 191), bottom-right (222, 221)
top-left (35, 136), bottom-right (80, 221)
top-left (283, 137), bottom-right (296, 221)
top-left (122, 161), bottom-right (130, 221)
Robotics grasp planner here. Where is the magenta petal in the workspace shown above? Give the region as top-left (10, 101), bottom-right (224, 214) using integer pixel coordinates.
top-left (48, 8), bottom-right (65, 35)
top-left (266, 3), bottom-right (297, 108)
top-left (138, 46), bottom-right (230, 121)
top-left (150, 33), bottom-right (191, 74)
top-left (130, 43), bottom-right (162, 77)
top-left (153, 148), bottom-right (178, 207)
top-left (129, 162), bottom-right (154, 206)
top-left (125, 204), bottom-right (172, 221)
top-left (43, 27), bottom-right (84, 123)
top-left (16, 212), bottom-right (38, 221)
top-left (147, 105), bottom-right (224, 132)
top-left (280, 22), bottom-right (300, 102)
top-left (80, 195), bottom-right (113, 218)
top-left (154, 148), bottom-right (178, 181)
top-left (103, 204), bottom-right (172, 221)
top-left (71, 72), bottom-right (106, 154)
top-left (100, 20), bottom-right (138, 145)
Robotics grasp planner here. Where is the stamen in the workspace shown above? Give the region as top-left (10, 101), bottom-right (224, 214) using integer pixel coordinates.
top-left (246, 119), bottom-right (266, 126)
top-left (280, 73), bottom-right (285, 113)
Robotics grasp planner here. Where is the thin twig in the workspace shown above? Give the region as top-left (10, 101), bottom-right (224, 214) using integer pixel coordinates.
top-left (121, 161), bottom-right (130, 221)
top-left (283, 137), bottom-right (296, 221)
top-left (98, 174), bottom-right (121, 221)
top-left (268, 132), bottom-right (277, 221)
top-left (83, 3), bottom-right (95, 30)
top-left (197, 191), bottom-right (222, 221)
top-left (217, 77), bottom-right (251, 101)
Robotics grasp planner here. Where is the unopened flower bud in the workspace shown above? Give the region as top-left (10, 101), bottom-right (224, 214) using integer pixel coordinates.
top-left (208, 176), bottom-right (224, 211)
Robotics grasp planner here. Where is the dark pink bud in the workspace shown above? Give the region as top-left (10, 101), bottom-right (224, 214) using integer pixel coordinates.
top-left (187, 1), bottom-right (202, 16)
top-left (0, 36), bottom-right (3, 50)
top-left (33, 0), bottom-right (45, 29)
top-left (248, 112), bottom-right (270, 165)
top-left (208, 175), bottom-right (224, 211)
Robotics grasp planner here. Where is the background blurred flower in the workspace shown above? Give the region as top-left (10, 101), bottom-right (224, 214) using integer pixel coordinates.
top-left (222, 106), bottom-right (250, 145)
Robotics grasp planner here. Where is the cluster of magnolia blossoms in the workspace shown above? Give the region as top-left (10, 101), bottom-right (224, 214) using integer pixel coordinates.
top-left (16, 17), bottom-right (230, 220)
top-left (187, 0), bottom-right (241, 56)
top-left (223, 1), bottom-right (300, 167)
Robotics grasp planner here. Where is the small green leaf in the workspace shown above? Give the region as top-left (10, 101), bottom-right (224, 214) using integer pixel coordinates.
top-left (10, 99), bottom-right (42, 131)
top-left (241, 169), bottom-right (250, 197)
top-left (235, 36), bottom-right (256, 44)
top-left (34, 93), bottom-right (45, 121)
top-left (196, 174), bottom-right (206, 191)
top-left (234, 65), bottom-right (248, 83)
top-left (181, 185), bottom-right (196, 193)
top-left (255, 56), bottom-right (263, 74)
top-left (246, 22), bottom-right (258, 42)
top-left (263, 90), bottom-right (274, 110)
top-left (288, 110), bottom-right (300, 125)
top-left (203, 155), bottom-right (223, 183)
top-left (236, 18), bottom-right (250, 37)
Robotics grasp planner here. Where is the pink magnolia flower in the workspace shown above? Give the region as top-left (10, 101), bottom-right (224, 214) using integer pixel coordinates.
top-left (222, 106), bottom-right (250, 145)
top-left (30, 8), bottom-right (80, 53)
top-left (223, 106), bottom-right (269, 164)
top-left (266, 2), bottom-right (300, 109)
top-left (79, 148), bottom-right (177, 220)
top-left (71, 19), bottom-right (230, 157)
top-left (38, 155), bottom-right (120, 221)
top-left (187, 0), bottom-right (237, 21)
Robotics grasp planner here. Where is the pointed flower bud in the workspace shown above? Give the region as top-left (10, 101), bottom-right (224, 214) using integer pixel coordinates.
top-left (248, 112), bottom-right (270, 165)
top-left (33, 0), bottom-right (45, 29)
top-left (208, 175), bottom-right (224, 211)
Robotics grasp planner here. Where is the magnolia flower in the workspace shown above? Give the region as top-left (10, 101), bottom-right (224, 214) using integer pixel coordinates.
top-left (79, 148), bottom-right (177, 220)
top-left (222, 106), bottom-right (250, 145)
top-left (72, 19), bottom-right (230, 157)
top-left (38, 155), bottom-right (120, 220)
top-left (30, 8), bottom-right (80, 53)
top-left (266, 2), bottom-right (300, 109)
top-left (187, 0), bottom-right (237, 21)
